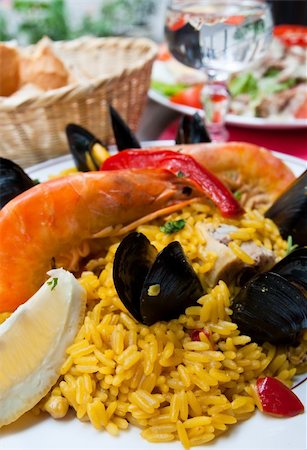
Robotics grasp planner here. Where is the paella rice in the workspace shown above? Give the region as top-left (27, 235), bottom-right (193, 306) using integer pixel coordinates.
top-left (1, 202), bottom-right (305, 448)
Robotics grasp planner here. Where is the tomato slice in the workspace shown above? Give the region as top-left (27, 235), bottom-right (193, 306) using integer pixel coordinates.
top-left (170, 84), bottom-right (204, 109)
top-left (157, 43), bottom-right (171, 61)
top-left (294, 97), bottom-right (307, 119)
top-left (274, 25), bottom-right (307, 47)
top-left (256, 377), bottom-right (304, 417)
top-left (224, 15), bottom-right (245, 26)
top-left (166, 15), bottom-right (186, 31)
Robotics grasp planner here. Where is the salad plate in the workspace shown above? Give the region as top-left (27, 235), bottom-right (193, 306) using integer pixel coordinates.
top-left (149, 87), bottom-right (307, 130)
top-left (150, 32), bottom-right (307, 131)
top-left (1, 149), bottom-right (306, 450)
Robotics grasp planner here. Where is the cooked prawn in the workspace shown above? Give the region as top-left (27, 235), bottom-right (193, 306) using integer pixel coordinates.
top-left (0, 142), bottom-right (296, 312)
top-left (0, 169), bottom-right (204, 312)
top-left (153, 142), bottom-right (296, 208)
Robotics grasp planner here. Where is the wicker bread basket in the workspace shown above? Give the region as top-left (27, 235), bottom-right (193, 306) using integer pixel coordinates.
top-left (0, 37), bottom-right (157, 168)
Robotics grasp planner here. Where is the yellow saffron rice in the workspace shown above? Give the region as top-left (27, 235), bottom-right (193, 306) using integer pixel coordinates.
top-left (2, 203), bottom-right (306, 448)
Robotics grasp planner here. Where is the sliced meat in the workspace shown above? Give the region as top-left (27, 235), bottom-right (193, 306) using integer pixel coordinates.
top-left (197, 223), bottom-right (276, 287)
top-left (240, 241), bottom-right (277, 272)
top-left (255, 88), bottom-right (295, 118)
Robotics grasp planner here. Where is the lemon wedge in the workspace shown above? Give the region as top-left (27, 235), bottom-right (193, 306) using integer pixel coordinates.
top-left (0, 268), bottom-right (86, 428)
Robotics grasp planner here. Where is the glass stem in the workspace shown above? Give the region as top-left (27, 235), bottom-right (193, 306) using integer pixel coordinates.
top-left (201, 70), bottom-right (230, 142)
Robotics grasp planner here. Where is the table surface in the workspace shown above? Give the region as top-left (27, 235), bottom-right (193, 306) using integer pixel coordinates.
top-left (137, 99), bottom-right (307, 161)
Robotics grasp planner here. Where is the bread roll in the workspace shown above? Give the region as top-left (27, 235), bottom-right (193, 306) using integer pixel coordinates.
top-left (19, 37), bottom-right (69, 91)
top-left (0, 44), bottom-right (20, 97)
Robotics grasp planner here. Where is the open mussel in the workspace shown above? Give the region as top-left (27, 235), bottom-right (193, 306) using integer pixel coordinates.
top-left (113, 232), bottom-right (157, 323)
top-left (232, 272), bottom-right (306, 345)
top-left (109, 105), bottom-right (141, 151)
top-left (176, 113), bottom-right (211, 145)
top-left (265, 170), bottom-right (307, 247)
top-left (0, 157), bottom-right (36, 209)
top-left (66, 124), bottom-right (109, 172)
top-left (113, 232), bottom-right (204, 325)
top-left (231, 247), bottom-right (307, 345)
top-left (66, 106), bottom-right (141, 171)
top-left (272, 247), bottom-right (307, 290)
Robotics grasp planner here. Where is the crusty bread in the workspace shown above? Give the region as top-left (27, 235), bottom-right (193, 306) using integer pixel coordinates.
top-left (19, 38), bottom-right (69, 91)
top-left (0, 44), bottom-right (20, 96)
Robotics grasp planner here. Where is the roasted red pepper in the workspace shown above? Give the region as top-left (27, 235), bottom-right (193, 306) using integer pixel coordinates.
top-left (101, 149), bottom-right (243, 218)
top-left (256, 376), bottom-right (304, 418)
top-left (190, 328), bottom-right (216, 349)
top-left (190, 329), bottom-right (203, 342)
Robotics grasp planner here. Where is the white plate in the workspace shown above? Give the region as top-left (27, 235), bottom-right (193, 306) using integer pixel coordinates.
top-left (25, 146), bottom-right (306, 180)
top-left (150, 61), bottom-right (307, 130)
top-left (2, 151), bottom-right (307, 450)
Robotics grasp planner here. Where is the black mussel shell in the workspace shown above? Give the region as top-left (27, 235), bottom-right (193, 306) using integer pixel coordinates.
top-left (140, 241), bottom-right (204, 325)
top-left (232, 272), bottom-right (307, 345)
top-left (113, 232), bottom-right (204, 326)
top-left (265, 170), bottom-right (307, 246)
top-left (109, 105), bottom-right (141, 151)
top-left (113, 232), bottom-right (157, 323)
top-left (0, 157), bottom-right (36, 209)
top-left (272, 247), bottom-right (307, 290)
top-left (175, 113), bottom-right (211, 145)
top-left (66, 124), bottom-right (107, 171)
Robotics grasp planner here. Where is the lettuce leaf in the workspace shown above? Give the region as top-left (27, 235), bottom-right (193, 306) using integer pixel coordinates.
top-left (151, 80), bottom-right (187, 97)
top-left (260, 77), bottom-right (297, 94)
top-left (228, 73), bottom-right (258, 98)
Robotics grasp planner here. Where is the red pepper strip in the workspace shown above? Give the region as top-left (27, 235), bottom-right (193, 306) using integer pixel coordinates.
top-left (256, 376), bottom-right (304, 418)
top-left (101, 150), bottom-right (244, 218)
top-left (190, 328), bottom-right (216, 349)
top-left (190, 329), bottom-right (202, 341)
top-left (190, 328), bottom-right (211, 342)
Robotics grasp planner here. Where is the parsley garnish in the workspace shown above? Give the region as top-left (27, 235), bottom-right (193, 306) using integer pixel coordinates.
top-left (177, 171), bottom-right (186, 178)
top-left (286, 235), bottom-right (298, 255)
top-left (233, 190), bottom-right (242, 200)
top-left (47, 277), bottom-right (58, 291)
top-left (160, 219), bottom-right (186, 234)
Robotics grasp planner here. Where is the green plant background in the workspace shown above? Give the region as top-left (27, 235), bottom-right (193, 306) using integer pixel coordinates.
top-left (0, 0), bottom-right (156, 44)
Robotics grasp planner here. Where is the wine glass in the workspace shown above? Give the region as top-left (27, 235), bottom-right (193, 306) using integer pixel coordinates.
top-left (165, 0), bottom-right (273, 141)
